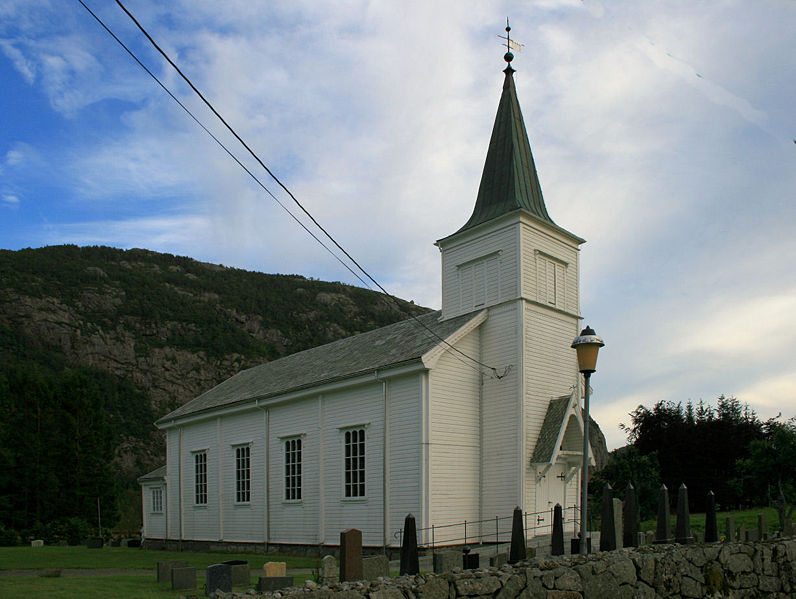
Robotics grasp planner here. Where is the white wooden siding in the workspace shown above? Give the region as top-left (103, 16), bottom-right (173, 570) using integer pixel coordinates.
top-left (520, 222), bottom-right (579, 314)
top-left (180, 420), bottom-right (219, 541)
top-left (387, 374), bottom-right (423, 546)
top-left (440, 224), bottom-right (518, 319)
top-left (220, 411), bottom-right (266, 542)
top-left (141, 483), bottom-right (166, 538)
top-left (523, 303), bottom-right (580, 516)
top-left (268, 397), bottom-right (321, 545)
top-left (479, 302), bottom-right (521, 532)
top-left (321, 383), bottom-right (385, 546)
top-left (428, 328), bottom-right (481, 543)
top-left (166, 429), bottom-right (180, 539)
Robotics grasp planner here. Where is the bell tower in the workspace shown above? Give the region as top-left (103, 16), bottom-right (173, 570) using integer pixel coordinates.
top-left (435, 31), bottom-right (586, 516)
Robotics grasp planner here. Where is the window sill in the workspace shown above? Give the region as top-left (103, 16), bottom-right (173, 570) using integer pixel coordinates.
top-left (341, 497), bottom-right (368, 503)
top-left (282, 499), bottom-right (303, 505)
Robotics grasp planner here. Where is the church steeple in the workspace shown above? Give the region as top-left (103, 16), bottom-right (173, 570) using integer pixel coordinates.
top-left (455, 45), bottom-right (553, 235)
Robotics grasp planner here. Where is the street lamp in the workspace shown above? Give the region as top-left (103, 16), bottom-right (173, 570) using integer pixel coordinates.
top-left (571, 325), bottom-right (604, 554)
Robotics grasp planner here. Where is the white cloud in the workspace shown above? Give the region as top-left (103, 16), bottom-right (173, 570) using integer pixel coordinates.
top-left (2, 194), bottom-right (20, 206)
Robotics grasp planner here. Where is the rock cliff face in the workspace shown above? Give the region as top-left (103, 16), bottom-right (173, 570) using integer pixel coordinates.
top-left (0, 245), bottom-right (429, 484)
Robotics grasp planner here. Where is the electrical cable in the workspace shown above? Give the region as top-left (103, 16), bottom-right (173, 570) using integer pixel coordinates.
top-left (81, 0), bottom-right (507, 379)
top-left (76, 0), bottom-right (371, 291)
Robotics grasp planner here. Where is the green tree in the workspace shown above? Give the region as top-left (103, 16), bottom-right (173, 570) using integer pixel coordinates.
top-left (735, 417), bottom-right (796, 530)
top-left (592, 445), bottom-right (660, 519)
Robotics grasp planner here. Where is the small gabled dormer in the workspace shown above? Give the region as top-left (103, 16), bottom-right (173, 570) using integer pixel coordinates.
top-left (437, 52), bottom-right (583, 320)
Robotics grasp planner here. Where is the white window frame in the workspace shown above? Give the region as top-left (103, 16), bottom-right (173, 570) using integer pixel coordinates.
top-left (283, 436), bottom-right (303, 502)
top-left (341, 425), bottom-right (368, 500)
top-left (193, 451), bottom-right (208, 506)
top-left (151, 487), bottom-right (163, 513)
top-left (233, 443), bottom-right (251, 504)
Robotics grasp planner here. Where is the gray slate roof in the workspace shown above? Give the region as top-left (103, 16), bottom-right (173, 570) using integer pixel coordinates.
top-left (137, 465), bottom-right (166, 483)
top-left (530, 395), bottom-right (572, 464)
top-left (157, 310), bottom-right (477, 425)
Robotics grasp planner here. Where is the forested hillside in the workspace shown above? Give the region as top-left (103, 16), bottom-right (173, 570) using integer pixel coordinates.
top-left (0, 245), bottom-right (429, 536)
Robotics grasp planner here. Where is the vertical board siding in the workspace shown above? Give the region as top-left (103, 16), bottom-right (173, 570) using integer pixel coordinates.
top-left (220, 410), bottom-right (265, 542)
top-left (428, 329), bottom-right (481, 543)
top-left (441, 225), bottom-right (518, 319)
top-left (166, 429), bottom-right (180, 539)
top-left (480, 302), bottom-right (520, 528)
top-left (523, 303), bottom-right (580, 515)
top-left (269, 398), bottom-right (321, 545)
top-left (181, 420), bottom-right (219, 541)
top-left (387, 374), bottom-right (423, 546)
top-left (322, 383), bottom-right (385, 546)
top-left (142, 483), bottom-right (166, 538)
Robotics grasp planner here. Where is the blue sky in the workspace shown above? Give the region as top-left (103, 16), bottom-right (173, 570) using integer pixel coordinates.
top-left (2, 0), bottom-right (794, 448)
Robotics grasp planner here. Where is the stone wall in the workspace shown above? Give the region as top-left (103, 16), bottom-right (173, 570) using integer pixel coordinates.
top-left (216, 537), bottom-right (796, 599)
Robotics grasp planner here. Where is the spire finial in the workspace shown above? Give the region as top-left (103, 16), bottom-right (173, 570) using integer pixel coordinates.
top-left (497, 18), bottom-right (524, 72)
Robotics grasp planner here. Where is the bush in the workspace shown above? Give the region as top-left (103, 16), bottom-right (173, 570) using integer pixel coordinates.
top-left (0, 523), bottom-right (20, 546)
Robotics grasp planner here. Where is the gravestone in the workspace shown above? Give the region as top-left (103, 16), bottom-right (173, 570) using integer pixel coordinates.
top-left (737, 525), bottom-right (747, 543)
top-left (206, 564), bottom-right (232, 596)
top-left (508, 506), bottom-right (526, 564)
top-left (433, 550), bottom-right (459, 574)
top-left (613, 498), bottom-right (624, 550)
top-left (623, 483), bottom-right (640, 548)
top-left (264, 562), bottom-right (286, 577)
top-left (320, 555), bottom-right (338, 583)
top-left (784, 518), bottom-right (794, 537)
top-left (339, 528), bottom-right (363, 582)
top-left (158, 560), bottom-right (190, 583)
top-left (704, 491), bottom-right (719, 543)
top-left (600, 483), bottom-right (616, 551)
top-left (362, 555), bottom-right (389, 579)
top-left (222, 560), bottom-right (250, 586)
top-left (31, 539), bottom-right (44, 548)
top-left (675, 483), bottom-right (694, 544)
top-left (489, 552), bottom-right (508, 568)
top-left (171, 566), bottom-right (196, 591)
top-left (462, 546), bottom-right (479, 569)
top-left (654, 485), bottom-right (673, 544)
top-left (110, 538), bottom-right (121, 547)
top-left (758, 513), bottom-right (767, 540)
top-left (571, 536), bottom-right (591, 554)
top-left (400, 514), bottom-right (419, 575)
top-left (86, 538), bottom-right (103, 549)
top-left (694, 530), bottom-right (704, 543)
top-left (258, 576), bottom-right (294, 592)
top-left (745, 528), bottom-right (758, 542)
top-left (551, 503), bottom-right (565, 556)
top-left (725, 516), bottom-right (736, 542)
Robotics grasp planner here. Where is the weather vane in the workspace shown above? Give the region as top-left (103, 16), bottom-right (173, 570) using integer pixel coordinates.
top-left (497, 17), bottom-right (524, 64)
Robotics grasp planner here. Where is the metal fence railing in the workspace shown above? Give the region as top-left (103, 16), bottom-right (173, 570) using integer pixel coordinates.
top-left (393, 505), bottom-right (581, 550)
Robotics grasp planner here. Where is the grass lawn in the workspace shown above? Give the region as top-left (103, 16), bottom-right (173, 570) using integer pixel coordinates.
top-left (0, 546), bottom-right (316, 599)
top-left (0, 545), bottom-right (319, 571)
top-left (639, 506), bottom-right (779, 536)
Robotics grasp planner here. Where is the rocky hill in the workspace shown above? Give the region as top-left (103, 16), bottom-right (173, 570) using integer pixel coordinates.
top-left (0, 245), bottom-right (429, 490)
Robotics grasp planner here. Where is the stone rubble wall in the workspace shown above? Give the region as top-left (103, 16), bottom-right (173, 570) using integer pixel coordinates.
top-left (215, 537), bottom-right (795, 599)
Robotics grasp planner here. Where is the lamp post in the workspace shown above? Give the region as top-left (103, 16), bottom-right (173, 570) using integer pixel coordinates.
top-left (571, 325), bottom-right (604, 554)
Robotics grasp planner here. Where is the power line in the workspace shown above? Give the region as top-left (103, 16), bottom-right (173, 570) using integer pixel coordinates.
top-left (80, 0), bottom-right (507, 379)
top-left (76, 0), bottom-right (371, 290)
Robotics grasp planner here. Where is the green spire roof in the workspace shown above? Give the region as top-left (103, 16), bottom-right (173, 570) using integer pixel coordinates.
top-left (456, 65), bottom-right (554, 234)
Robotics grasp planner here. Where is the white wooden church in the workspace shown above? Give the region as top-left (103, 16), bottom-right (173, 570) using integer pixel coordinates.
top-left (140, 50), bottom-right (595, 550)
